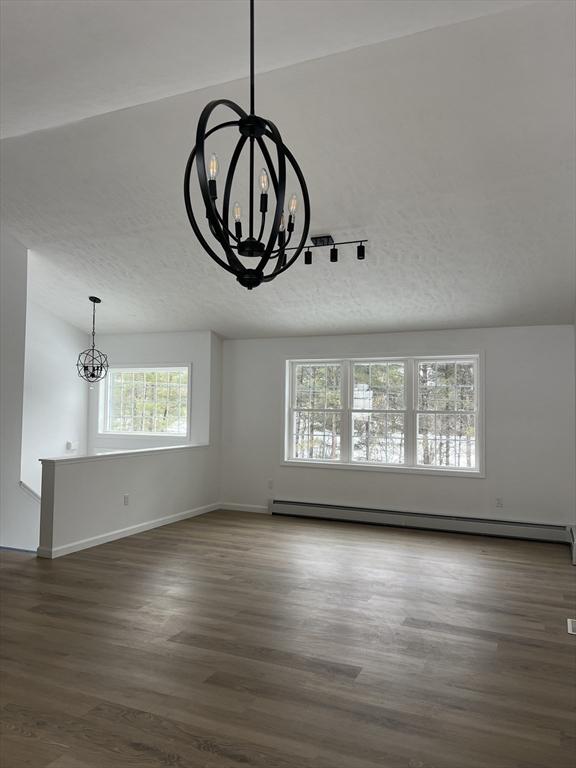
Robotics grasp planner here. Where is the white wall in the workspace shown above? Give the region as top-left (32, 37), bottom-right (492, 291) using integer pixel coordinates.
top-left (0, 231), bottom-right (39, 550)
top-left (221, 326), bottom-right (575, 525)
top-left (38, 333), bottom-right (223, 557)
top-left (21, 301), bottom-right (89, 495)
top-left (88, 331), bottom-right (214, 452)
top-left (39, 446), bottom-right (220, 557)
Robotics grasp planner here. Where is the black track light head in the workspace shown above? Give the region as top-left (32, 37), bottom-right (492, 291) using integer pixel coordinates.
top-left (330, 247), bottom-right (338, 263)
top-left (357, 243), bottom-right (366, 260)
top-left (304, 250), bottom-right (312, 265)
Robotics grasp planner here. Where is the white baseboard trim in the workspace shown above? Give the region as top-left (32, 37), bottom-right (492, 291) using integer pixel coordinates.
top-left (0, 545), bottom-right (37, 553)
top-left (36, 502), bottom-right (220, 559)
top-left (18, 480), bottom-right (41, 503)
top-left (220, 502), bottom-right (270, 514)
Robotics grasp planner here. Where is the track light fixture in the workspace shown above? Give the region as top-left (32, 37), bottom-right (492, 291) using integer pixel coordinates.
top-left (299, 237), bottom-right (368, 265)
top-left (76, 296), bottom-right (109, 383)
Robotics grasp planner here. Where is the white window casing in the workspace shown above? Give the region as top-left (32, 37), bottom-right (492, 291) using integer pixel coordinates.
top-left (284, 355), bottom-right (484, 477)
top-left (98, 365), bottom-right (191, 439)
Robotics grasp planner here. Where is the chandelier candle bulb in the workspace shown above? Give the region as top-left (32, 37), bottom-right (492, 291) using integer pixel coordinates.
top-left (208, 153), bottom-right (219, 199)
top-left (259, 168), bottom-right (269, 212)
top-left (208, 153), bottom-right (219, 180)
top-left (233, 201), bottom-right (242, 238)
top-left (278, 212), bottom-right (286, 248)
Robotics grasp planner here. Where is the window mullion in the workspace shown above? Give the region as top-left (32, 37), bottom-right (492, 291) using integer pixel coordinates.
top-left (341, 360), bottom-right (351, 463)
top-left (289, 361), bottom-right (296, 459)
top-left (405, 359), bottom-right (416, 466)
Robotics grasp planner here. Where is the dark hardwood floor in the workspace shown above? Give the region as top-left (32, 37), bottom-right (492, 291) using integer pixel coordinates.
top-left (1, 510), bottom-right (575, 768)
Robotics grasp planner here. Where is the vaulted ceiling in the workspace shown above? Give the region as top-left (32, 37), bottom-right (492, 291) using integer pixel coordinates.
top-left (1, 0), bottom-right (574, 338)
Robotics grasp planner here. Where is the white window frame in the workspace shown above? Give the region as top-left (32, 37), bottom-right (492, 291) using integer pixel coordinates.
top-left (98, 363), bottom-right (192, 440)
top-left (284, 354), bottom-right (484, 477)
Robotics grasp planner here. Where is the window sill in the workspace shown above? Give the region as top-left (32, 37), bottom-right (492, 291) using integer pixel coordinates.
top-left (97, 432), bottom-right (189, 440)
top-left (282, 459), bottom-right (484, 478)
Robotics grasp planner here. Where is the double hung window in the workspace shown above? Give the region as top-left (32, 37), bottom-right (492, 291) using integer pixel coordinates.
top-left (100, 366), bottom-right (190, 437)
top-left (286, 356), bottom-right (480, 473)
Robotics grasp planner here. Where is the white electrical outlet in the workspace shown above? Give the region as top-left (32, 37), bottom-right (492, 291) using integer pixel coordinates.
top-left (495, 497), bottom-right (504, 509)
top-left (123, 494), bottom-right (129, 506)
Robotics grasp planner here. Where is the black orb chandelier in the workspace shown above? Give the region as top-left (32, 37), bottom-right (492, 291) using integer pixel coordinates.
top-left (184, 0), bottom-right (310, 290)
top-left (76, 296), bottom-right (109, 383)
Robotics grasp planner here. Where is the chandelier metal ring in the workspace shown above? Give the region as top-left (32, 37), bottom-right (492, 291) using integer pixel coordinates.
top-left (183, 0), bottom-right (311, 289)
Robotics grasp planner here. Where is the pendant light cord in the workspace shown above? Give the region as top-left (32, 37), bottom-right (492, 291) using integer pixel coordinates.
top-left (91, 301), bottom-right (96, 350)
top-left (250, 0), bottom-right (255, 115)
top-left (249, 0), bottom-right (255, 236)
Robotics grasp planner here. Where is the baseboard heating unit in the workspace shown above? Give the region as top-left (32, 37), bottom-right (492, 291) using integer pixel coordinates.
top-left (270, 500), bottom-right (572, 545)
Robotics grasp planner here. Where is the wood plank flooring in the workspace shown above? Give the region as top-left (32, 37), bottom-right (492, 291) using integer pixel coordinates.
top-left (1, 510), bottom-right (575, 768)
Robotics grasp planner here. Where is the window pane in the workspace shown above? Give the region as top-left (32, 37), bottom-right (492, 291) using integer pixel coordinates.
top-left (352, 413), bottom-right (405, 464)
top-left (104, 368), bottom-right (189, 435)
top-left (432, 385), bottom-right (454, 411)
top-left (418, 360), bottom-right (475, 413)
top-left (292, 410), bottom-right (341, 460)
top-left (417, 413), bottom-right (476, 468)
top-left (457, 386), bottom-right (475, 411)
top-left (294, 364), bottom-right (341, 410)
top-left (456, 362), bottom-right (474, 386)
top-left (352, 362), bottom-right (405, 410)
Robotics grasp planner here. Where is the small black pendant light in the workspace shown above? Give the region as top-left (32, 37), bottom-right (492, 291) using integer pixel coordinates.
top-left (76, 296), bottom-right (109, 382)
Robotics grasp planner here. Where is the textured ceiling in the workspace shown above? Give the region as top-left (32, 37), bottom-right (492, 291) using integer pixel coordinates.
top-left (0, 0), bottom-right (534, 138)
top-left (1, 1), bottom-right (574, 339)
